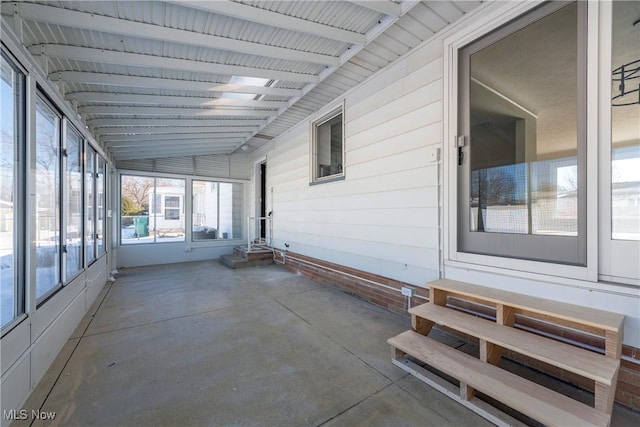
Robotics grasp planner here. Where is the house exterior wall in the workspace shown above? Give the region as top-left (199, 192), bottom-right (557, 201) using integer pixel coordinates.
top-left (250, 40), bottom-right (444, 288)
top-left (1, 257), bottom-right (109, 427)
top-left (249, 0), bottom-right (640, 411)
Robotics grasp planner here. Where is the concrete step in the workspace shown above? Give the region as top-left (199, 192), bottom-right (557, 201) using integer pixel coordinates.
top-left (233, 245), bottom-right (274, 262)
top-left (220, 253), bottom-right (273, 269)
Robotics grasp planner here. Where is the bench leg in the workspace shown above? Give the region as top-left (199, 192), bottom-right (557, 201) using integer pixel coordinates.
top-left (496, 304), bottom-right (516, 326)
top-left (412, 315), bottom-right (435, 336)
top-left (595, 370), bottom-right (619, 415)
top-left (460, 382), bottom-right (475, 401)
top-left (429, 287), bottom-right (447, 306)
top-left (605, 330), bottom-right (622, 359)
top-left (480, 339), bottom-right (503, 365)
top-left (392, 346), bottom-right (407, 360)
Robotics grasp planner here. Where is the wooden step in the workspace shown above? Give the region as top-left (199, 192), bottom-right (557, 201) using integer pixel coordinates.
top-left (429, 279), bottom-right (624, 334)
top-left (388, 330), bottom-right (610, 427)
top-left (409, 303), bottom-right (619, 386)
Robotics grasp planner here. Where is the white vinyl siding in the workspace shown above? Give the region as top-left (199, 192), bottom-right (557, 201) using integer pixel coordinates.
top-left (252, 42), bottom-right (443, 286)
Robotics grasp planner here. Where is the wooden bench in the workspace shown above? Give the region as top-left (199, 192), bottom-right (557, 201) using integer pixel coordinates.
top-left (388, 279), bottom-right (624, 427)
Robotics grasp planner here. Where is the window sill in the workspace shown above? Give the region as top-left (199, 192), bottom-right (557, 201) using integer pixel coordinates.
top-left (309, 175), bottom-right (345, 186)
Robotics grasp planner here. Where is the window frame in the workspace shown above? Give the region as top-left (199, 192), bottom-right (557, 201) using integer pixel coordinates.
top-left (1, 48), bottom-right (27, 331)
top-left (85, 146), bottom-right (96, 265)
top-left (34, 90), bottom-right (63, 304)
top-left (96, 156), bottom-right (106, 257)
top-left (443, 0), bottom-right (599, 282)
top-left (119, 174), bottom-right (186, 245)
top-left (456, 1), bottom-right (588, 267)
top-left (191, 179), bottom-right (243, 241)
top-left (62, 120), bottom-right (84, 283)
top-left (310, 103), bottom-right (345, 185)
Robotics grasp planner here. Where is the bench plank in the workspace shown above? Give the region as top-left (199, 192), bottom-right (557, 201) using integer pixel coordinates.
top-left (429, 279), bottom-right (624, 334)
top-left (388, 330), bottom-right (610, 427)
top-left (409, 303), bottom-right (619, 386)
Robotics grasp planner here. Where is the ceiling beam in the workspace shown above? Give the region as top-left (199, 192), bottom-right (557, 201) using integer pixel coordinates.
top-left (110, 141), bottom-right (240, 150)
top-left (113, 146), bottom-right (237, 161)
top-left (68, 92), bottom-right (288, 108)
top-left (109, 139), bottom-right (243, 148)
top-left (88, 118), bottom-right (267, 128)
top-left (78, 105), bottom-right (274, 117)
top-left (171, 0), bottom-right (366, 45)
top-left (50, 72), bottom-right (303, 97)
top-left (234, 0), bottom-right (421, 153)
top-left (103, 132), bottom-right (253, 143)
top-left (97, 125), bottom-right (260, 136)
top-left (28, 45), bottom-right (319, 83)
top-left (13, 2), bottom-right (338, 66)
top-left (347, 1), bottom-right (402, 17)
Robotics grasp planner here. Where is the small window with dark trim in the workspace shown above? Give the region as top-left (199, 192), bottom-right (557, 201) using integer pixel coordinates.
top-left (311, 107), bottom-right (344, 183)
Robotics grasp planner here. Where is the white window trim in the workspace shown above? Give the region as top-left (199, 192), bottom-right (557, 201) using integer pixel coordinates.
top-left (442, 1), bottom-right (599, 283)
top-left (310, 101), bottom-right (345, 184)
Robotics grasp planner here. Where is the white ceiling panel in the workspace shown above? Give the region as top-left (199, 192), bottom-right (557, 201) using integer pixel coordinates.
top-left (1, 0), bottom-right (483, 162)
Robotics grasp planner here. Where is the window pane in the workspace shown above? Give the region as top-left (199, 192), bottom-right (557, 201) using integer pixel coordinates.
top-left (121, 175), bottom-right (154, 244)
top-left (155, 178), bottom-right (185, 242)
top-left (65, 125), bottom-right (83, 280)
top-left (458, 2), bottom-right (585, 265)
top-left (35, 95), bottom-right (61, 299)
top-left (1, 54), bottom-right (24, 327)
top-left (96, 158), bottom-right (106, 255)
top-left (192, 181), bottom-right (218, 240)
top-left (192, 181), bottom-right (242, 241)
top-left (86, 150), bottom-right (95, 261)
top-left (314, 112), bottom-right (343, 180)
top-left (611, 0), bottom-right (640, 241)
top-left (219, 183), bottom-right (242, 239)
top-left (468, 4), bottom-right (579, 236)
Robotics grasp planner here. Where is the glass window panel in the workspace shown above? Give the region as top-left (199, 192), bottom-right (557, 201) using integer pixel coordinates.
top-left (96, 157), bottom-right (106, 255)
top-left (86, 149), bottom-right (95, 262)
top-left (65, 125), bottom-right (83, 280)
top-left (192, 181), bottom-right (242, 241)
top-left (219, 183), bottom-right (242, 239)
top-left (121, 175), bottom-right (154, 245)
top-left (35, 95), bottom-right (61, 299)
top-left (468, 4), bottom-right (578, 236)
top-left (458, 2), bottom-right (586, 265)
top-left (155, 178), bottom-right (185, 242)
top-left (611, 0), bottom-right (640, 241)
top-left (1, 53), bottom-right (24, 327)
top-left (192, 180), bottom-right (218, 240)
top-left (313, 110), bottom-right (344, 182)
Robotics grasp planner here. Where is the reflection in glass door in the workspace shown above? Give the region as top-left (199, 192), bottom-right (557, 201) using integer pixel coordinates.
top-left (601, 0), bottom-right (640, 283)
top-left (458, 2), bottom-right (587, 266)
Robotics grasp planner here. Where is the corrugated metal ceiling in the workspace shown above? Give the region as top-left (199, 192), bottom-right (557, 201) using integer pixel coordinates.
top-left (0, 0), bottom-right (482, 163)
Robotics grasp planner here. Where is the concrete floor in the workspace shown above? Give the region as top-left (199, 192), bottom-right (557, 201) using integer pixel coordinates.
top-left (14, 260), bottom-right (640, 427)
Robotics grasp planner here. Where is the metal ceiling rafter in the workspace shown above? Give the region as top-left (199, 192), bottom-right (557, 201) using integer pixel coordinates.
top-left (78, 105), bottom-right (275, 117)
top-left (50, 72), bottom-right (303, 97)
top-left (110, 141), bottom-right (241, 150)
top-left (11, 2), bottom-right (338, 66)
top-left (108, 139), bottom-right (244, 148)
top-left (103, 132), bottom-right (254, 143)
top-left (236, 0), bottom-right (420, 152)
top-left (27, 45), bottom-right (319, 83)
top-left (87, 118), bottom-right (267, 128)
top-left (68, 92), bottom-right (288, 108)
top-left (170, 0), bottom-right (366, 45)
top-left (108, 149), bottom-right (241, 158)
top-left (347, 1), bottom-right (402, 17)
top-left (112, 147), bottom-right (237, 160)
top-left (96, 125), bottom-right (261, 136)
